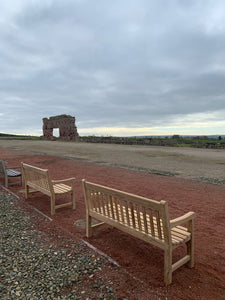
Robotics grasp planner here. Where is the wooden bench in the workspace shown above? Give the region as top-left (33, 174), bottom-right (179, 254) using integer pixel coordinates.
top-left (82, 179), bottom-right (196, 285)
top-left (0, 160), bottom-right (23, 188)
top-left (22, 163), bottom-right (76, 215)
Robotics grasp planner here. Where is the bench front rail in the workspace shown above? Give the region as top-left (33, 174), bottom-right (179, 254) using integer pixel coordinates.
top-left (82, 179), bottom-right (196, 285)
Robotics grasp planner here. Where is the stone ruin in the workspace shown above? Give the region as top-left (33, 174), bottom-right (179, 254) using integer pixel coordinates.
top-left (41, 114), bottom-right (79, 141)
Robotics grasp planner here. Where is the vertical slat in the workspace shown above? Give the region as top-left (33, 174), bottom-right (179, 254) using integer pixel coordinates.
top-left (109, 195), bottom-right (115, 219)
top-left (120, 200), bottom-right (125, 224)
top-left (106, 194), bottom-right (111, 217)
top-left (136, 204), bottom-right (142, 231)
top-left (124, 200), bottom-right (130, 226)
top-left (156, 211), bottom-right (162, 239)
top-left (142, 206), bottom-right (148, 234)
top-left (114, 197), bottom-right (120, 221)
top-left (130, 202), bottom-right (136, 228)
top-left (149, 209), bottom-right (155, 237)
top-left (100, 193), bottom-right (106, 216)
top-left (91, 191), bottom-right (97, 211)
top-left (94, 192), bottom-right (99, 212)
top-left (96, 192), bottom-right (101, 213)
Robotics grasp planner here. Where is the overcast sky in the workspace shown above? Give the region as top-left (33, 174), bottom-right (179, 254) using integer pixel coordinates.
top-left (1, 0), bottom-right (225, 137)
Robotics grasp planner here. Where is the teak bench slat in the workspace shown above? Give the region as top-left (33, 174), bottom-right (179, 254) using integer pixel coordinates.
top-left (22, 163), bottom-right (76, 215)
top-left (82, 179), bottom-right (196, 285)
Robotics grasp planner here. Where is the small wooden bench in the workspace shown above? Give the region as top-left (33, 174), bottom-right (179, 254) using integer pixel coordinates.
top-left (22, 163), bottom-right (76, 215)
top-left (0, 160), bottom-right (23, 188)
top-left (82, 179), bottom-right (196, 285)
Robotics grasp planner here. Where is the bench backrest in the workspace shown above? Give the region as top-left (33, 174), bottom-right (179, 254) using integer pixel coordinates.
top-left (83, 180), bottom-right (172, 247)
top-left (22, 163), bottom-right (53, 196)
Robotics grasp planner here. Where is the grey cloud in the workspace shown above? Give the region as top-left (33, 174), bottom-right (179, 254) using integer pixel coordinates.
top-left (1, 0), bottom-right (225, 135)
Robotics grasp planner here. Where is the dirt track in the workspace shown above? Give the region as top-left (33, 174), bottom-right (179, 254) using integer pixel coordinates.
top-left (1, 140), bottom-right (225, 182)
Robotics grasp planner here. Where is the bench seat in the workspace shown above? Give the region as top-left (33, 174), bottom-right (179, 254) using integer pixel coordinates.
top-left (92, 202), bottom-right (191, 247)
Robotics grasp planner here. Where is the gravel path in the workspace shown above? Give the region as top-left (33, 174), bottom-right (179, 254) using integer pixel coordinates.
top-left (0, 189), bottom-right (118, 299)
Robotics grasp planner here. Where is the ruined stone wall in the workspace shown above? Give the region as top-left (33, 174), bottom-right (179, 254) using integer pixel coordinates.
top-left (42, 114), bottom-right (79, 141)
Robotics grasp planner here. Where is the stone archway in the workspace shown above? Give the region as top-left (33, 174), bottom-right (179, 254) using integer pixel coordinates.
top-left (42, 114), bottom-right (79, 141)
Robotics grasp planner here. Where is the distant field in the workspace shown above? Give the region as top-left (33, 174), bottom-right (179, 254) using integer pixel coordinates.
top-left (0, 139), bottom-right (225, 183)
top-left (0, 134), bottom-right (40, 140)
top-left (1, 133), bottom-right (225, 148)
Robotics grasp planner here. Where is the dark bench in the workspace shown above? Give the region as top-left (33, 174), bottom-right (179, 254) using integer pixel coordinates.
top-left (0, 160), bottom-right (23, 188)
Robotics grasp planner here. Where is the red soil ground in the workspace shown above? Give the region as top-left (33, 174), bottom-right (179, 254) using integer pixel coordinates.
top-left (1, 146), bottom-right (225, 299)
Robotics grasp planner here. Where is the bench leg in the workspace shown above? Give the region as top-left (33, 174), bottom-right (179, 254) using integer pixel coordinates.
top-left (187, 220), bottom-right (195, 268)
top-left (86, 214), bottom-right (92, 238)
top-left (164, 248), bottom-right (172, 285)
top-left (72, 189), bottom-right (76, 210)
top-left (25, 185), bottom-right (29, 199)
top-left (51, 195), bottom-right (56, 215)
top-left (5, 174), bottom-right (8, 188)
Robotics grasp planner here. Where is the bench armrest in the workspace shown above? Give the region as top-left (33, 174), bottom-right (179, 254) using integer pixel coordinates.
top-left (52, 178), bottom-right (76, 185)
top-left (170, 212), bottom-right (196, 228)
